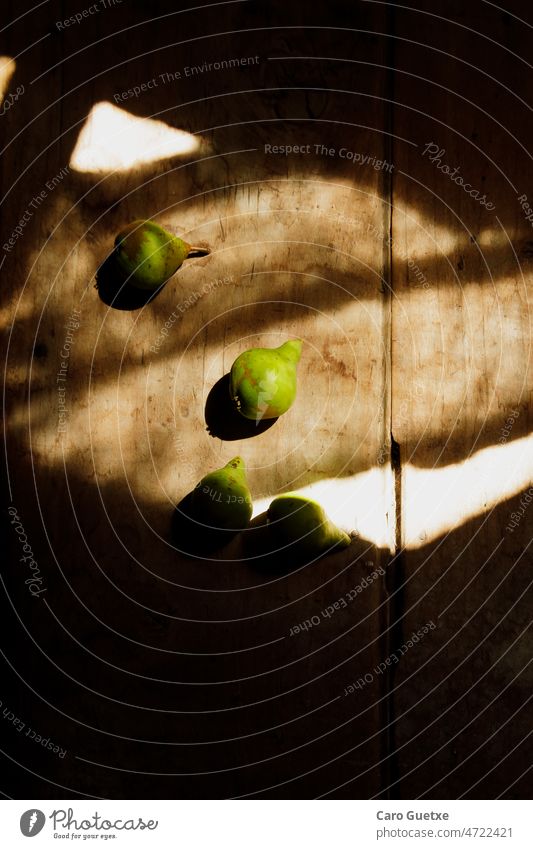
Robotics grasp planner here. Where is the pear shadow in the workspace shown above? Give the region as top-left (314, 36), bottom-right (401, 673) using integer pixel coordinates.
top-left (95, 253), bottom-right (166, 311)
top-left (170, 491), bottom-right (241, 557)
top-left (241, 512), bottom-right (299, 574)
top-left (205, 374), bottom-right (278, 441)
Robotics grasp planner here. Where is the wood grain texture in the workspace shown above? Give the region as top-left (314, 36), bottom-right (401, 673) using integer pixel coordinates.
top-left (2, 0), bottom-right (531, 802)
top-left (390, 0), bottom-right (533, 799)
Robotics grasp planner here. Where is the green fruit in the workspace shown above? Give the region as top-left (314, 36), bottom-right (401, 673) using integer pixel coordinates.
top-left (191, 456), bottom-right (253, 531)
top-left (229, 340), bottom-right (302, 422)
top-left (267, 493), bottom-right (351, 558)
top-left (114, 219), bottom-right (208, 290)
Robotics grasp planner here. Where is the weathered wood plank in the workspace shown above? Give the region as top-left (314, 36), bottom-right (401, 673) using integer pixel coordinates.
top-left (391, 0), bottom-right (533, 799)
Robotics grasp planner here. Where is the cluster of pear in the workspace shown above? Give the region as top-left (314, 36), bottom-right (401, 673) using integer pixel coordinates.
top-left (192, 456), bottom-right (351, 559)
top-left (109, 219), bottom-right (352, 561)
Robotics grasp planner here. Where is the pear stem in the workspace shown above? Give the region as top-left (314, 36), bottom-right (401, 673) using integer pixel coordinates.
top-left (187, 246), bottom-right (210, 258)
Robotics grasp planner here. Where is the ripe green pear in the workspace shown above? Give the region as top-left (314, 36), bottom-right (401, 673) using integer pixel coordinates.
top-left (114, 219), bottom-right (208, 290)
top-left (267, 493), bottom-right (351, 558)
top-left (191, 456), bottom-right (253, 531)
top-left (229, 340), bottom-right (302, 422)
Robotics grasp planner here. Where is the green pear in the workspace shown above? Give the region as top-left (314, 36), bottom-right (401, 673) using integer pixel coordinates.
top-left (267, 493), bottom-right (351, 558)
top-left (229, 340), bottom-right (302, 422)
top-left (114, 219), bottom-right (208, 290)
top-left (191, 456), bottom-right (253, 531)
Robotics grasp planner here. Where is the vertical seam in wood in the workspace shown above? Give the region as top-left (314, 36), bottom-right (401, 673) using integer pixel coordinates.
top-left (379, 0), bottom-right (402, 800)
top-left (383, 3), bottom-right (409, 800)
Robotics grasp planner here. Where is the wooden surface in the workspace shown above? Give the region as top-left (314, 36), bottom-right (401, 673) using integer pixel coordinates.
top-left (1, 0), bottom-right (532, 799)
top-left (391, 0), bottom-right (533, 798)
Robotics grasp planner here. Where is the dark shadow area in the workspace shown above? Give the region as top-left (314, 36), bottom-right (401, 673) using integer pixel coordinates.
top-left (388, 483), bottom-right (533, 800)
top-left (170, 491), bottom-right (242, 557)
top-left (68, 154), bottom-right (210, 210)
top-left (95, 253), bottom-right (166, 311)
top-left (242, 511), bottom-right (295, 574)
top-left (204, 374), bottom-right (278, 441)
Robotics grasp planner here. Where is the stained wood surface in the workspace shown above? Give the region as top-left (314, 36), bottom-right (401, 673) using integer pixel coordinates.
top-left (2, 0), bottom-right (391, 799)
top-left (1, 0), bottom-right (532, 800)
top-left (391, 0), bottom-right (533, 798)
